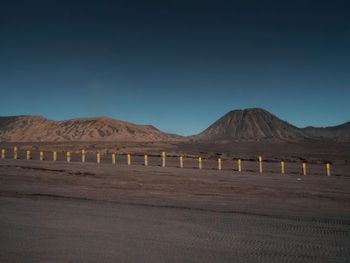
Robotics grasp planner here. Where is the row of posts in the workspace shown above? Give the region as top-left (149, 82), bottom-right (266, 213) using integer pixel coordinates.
top-left (1, 148), bottom-right (332, 176)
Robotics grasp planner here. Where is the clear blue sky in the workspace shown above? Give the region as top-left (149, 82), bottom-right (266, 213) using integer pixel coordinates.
top-left (1, 0), bottom-right (349, 135)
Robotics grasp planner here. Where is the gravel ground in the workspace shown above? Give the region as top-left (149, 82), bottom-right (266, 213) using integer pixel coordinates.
top-left (0, 159), bottom-right (349, 262)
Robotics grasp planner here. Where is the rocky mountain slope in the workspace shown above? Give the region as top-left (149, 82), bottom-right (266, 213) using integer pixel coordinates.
top-left (0, 115), bottom-right (180, 142)
top-left (192, 108), bottom-right (307, 141)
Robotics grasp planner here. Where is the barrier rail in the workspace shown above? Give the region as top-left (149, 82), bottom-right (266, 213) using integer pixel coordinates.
top-left (218, 157), bottom-right (222, 170)
top-left (112, 153), bottom-right (116, 165)
top-left (127, 154), bottom-right (131, 165)
top-left (280, 160), bottom-right (285, 174)
top-left (144, 154), bottom-right (148, 166)
top-left (0, 147), bottom-right (335, 176)
top-left (237, 159), bottom-right (242, 172)
top-left (82, 150), bottom-right (86, 163)
top-left (96, 152), bottom-right (101, 164)
top-left (258, 156), bottom-right (263, 174)
top-left (161, 152), bottom-right (166, 167)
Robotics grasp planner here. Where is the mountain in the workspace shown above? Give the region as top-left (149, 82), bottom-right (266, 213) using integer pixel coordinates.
top-left (192, 108), bottom-right (308, 141)
top-left (0, 115), bottom-right (180, 142)
top-left (302, 122), bottom-right (350, 140)
top-left (1, 110), bottom-right (349, 143)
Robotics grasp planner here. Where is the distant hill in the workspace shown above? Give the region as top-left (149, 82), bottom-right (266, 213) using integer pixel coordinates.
top-left (302, 122), bottom-right (350, 140)
top-left (0, 115), bottom-right (180, 142)
top-left (192, 108), bottom-right (307, 141)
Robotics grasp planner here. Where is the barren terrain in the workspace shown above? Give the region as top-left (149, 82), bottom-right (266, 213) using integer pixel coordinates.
top-left (0, 158), bottom-right (349, 262)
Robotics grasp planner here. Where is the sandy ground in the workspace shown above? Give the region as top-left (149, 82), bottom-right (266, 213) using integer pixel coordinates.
top-left (0, 159), bottom-right (350, 262)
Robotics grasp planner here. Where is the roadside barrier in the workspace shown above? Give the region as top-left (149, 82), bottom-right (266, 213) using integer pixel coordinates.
top-left (144, 154), bottom-right (148, 166)
top-left (127, 154), bottom-right (131, 165)
top-left (237, 159), bottom-right (242, 172)
top-left (161, 152), bottom-right (166, 167)
top-left (82, 150), bottom-right (86, 163)
top-left (179, 155), bottom-right (184, 168)
top-left (14, 146), bottom-right (18, 160)
top-left (0, 147), bottom-right (335, 176)
top-left (258, 156), bottom-right (263, 174)
top-left (326, 163), bottom-right (331, 176)
top-left (218, 157), bottom-right (222, 170)
top-left (112, 153), bottom-right (116, 164)
top-left (96, 152), bottom-right (101, 164)
top-left (280, 160), bottom-right (285, 174)
top-left (302, 162), bottom-right (307, 175)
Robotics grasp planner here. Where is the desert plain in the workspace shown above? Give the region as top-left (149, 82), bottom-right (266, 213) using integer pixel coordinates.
top-left (0, 139), bottom-right (350, 262)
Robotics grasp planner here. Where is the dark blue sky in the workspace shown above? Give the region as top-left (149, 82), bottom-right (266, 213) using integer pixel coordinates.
top-left (1, 0), bottom-right (349, 135)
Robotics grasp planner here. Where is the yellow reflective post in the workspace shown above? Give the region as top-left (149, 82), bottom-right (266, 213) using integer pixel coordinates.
top-left (326, 163), bottom-right (331, 177)
top-left (302, 162), bottom-right (307, 175)
top-left (53, 151), bottom-right (57, 161)
top-left (96, 152), bottom-right (100, 164)
top-left (198, 157), bottom-right (202, 169)
top-left (161, 152), bottom-right (166, 167)
top-left (144, 154), bottom-right (148, 166)
top-left (179, 155), bottom-right (184, 168)
top-left (112, 153), bottom-right (116, 165)
top-left (1, 149), bottom-right (5, 159)
top-left (280, 160), bottom-right (285, 174)
top-left (218, 157), bottom-right (222, 170)
top-left (127, 154), bottom-right (131, 165)
top-left (26, 150), bottom-right (30, 160)
top-left (14, 146), bottom-right (18, 160)
top-left (81, 150), bottom-right (86, 163)
top-left (258, 156), bottom-right (263, 174)
top-left (237, 159), bottom-right (242, 172)
top-left (66, 152), bottom-right (71, 162)
top-left (40, 151), bottom-right (44, 161)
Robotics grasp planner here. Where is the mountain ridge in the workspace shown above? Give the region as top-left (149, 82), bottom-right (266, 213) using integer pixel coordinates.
top-left (302, 121), bottom-right (350, 140)
top-left (0, 115), bottom-right (181, 142)
top-left (0, 108), bottom-right (349, 142)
